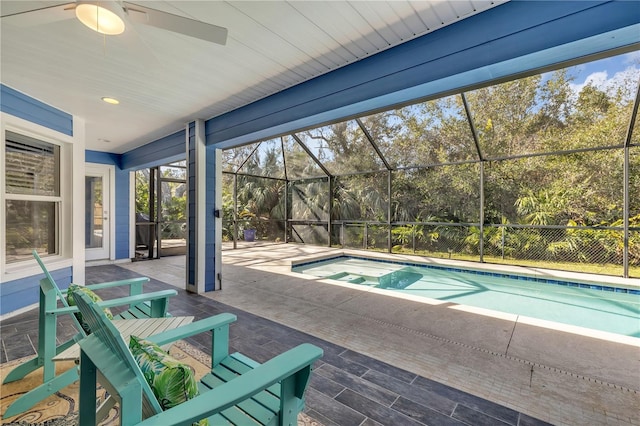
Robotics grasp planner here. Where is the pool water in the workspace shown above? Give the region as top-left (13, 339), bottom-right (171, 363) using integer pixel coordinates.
top-left (293, 256), bottom-right (640, 338)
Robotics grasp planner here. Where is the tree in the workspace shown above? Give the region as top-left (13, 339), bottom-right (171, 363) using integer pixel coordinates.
top-left (219, 53), bottom-right (640, 272)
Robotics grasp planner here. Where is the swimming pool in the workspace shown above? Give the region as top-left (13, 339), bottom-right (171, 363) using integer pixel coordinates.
top-left (292, 256), bottom-right (640, 338)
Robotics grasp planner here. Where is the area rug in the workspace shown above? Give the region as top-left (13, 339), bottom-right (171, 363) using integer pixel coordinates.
top-left (1, 341), bottom-right (322, 425)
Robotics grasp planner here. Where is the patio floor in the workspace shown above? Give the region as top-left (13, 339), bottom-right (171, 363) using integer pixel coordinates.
top-left (2, 244), bottom-right (639, 425)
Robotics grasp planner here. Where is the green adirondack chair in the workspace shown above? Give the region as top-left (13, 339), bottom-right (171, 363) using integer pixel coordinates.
top-left (74, 291), bottom-right (324, 426)
top-left (2, 250), bottom-right (180, 419)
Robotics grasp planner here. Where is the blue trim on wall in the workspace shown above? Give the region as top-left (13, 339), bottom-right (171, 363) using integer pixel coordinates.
top-left (86, 150), bottom-right (130, 259)
top-left (206, 1), bottom-right (640, 149)
top-left (187, 123), bottom-right (196, 286)
top-left (121, 130), bottom-right (186, 170)
top-left (185, 122), bottom-right (217, 291)
top-left (204, 144), bottom-right (217, 292)
top-left (0, 84), bottom-right (73, 136)
top-left (0, 267), bottom-right (71, 315)
top-left (86, 150), bottom-right (123, 168)
top-left (113, 167), bottom-right (130, 259)
top-left (1, 85), bottom-right (73, 313)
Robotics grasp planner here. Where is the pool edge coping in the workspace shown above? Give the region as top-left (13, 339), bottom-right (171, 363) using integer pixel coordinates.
top-left (290, 251), bottom-right (640, 294)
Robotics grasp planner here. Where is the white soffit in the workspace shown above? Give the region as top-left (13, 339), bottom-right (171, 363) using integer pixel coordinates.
top-left (0, 1), bottom-right (506, 152)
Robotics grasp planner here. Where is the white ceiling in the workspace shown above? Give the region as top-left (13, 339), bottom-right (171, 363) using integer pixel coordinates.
top-left (1, 1), bottom-right (506, 153)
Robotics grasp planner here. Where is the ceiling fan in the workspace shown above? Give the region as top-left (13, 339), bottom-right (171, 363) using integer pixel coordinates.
top-left (1, 1), bottom-right (228, 45)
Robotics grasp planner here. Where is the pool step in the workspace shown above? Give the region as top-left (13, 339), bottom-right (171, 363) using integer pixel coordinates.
top-left (326, 272), bottom-right (378, 286)
top-left (325, 268), bottom-right (422, 289)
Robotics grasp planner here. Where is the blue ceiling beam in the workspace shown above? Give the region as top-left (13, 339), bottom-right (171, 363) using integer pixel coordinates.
top-left (206, 0), bottom-right (640, 150)
top-left (121, 129), bottom-right (186, 170)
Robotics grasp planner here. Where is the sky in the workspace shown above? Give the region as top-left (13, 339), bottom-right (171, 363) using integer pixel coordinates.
top-left (568, 51), bottom-right (640, 100)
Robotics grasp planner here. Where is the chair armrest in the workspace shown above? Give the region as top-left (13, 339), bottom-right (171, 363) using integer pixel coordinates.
top-left (145, 313), bottom-right (237, 347)
top-left (50, 290), bottom-right (177, 316)
top-left (61, 277), bottom-right (150, 299)
top-left (61, 277), bottom-right (149, 296)
top-left (136, 343), bottom-right (323, 426)
top-left (83, 277), bottom-right (149, 291)
top-left (45, 305), bottom-right (80, 316)
top-left (98, 290), bottom-right (177, 309)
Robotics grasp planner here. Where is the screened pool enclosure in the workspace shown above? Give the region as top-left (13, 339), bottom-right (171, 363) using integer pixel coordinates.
top-left (222, 52), bottom-right (640, 278)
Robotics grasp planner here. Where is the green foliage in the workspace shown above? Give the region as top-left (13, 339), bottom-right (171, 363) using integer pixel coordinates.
top-left (219, 55), bottom-right (640, 273)
top-left (221, 180), bottom-right (235, 241)
top-left (135, 170), bottom-right (150, 215)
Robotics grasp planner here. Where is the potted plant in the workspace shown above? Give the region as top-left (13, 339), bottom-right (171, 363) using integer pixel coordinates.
top-left (239, 210), bottom-right (257, 241)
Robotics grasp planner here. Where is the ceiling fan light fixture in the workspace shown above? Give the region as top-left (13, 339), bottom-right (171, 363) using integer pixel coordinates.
top-left (76, 2), bottom-right (125, 35)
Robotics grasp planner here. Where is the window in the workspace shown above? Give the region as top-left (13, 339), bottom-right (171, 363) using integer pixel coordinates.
top-left (4, 131), bottom-right (60, 263)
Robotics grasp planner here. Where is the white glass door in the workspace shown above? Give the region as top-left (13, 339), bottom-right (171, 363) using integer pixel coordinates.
top-left (85, 165), bottom-right (111, 260)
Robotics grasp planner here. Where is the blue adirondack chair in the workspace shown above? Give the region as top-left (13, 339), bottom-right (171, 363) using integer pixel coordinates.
top-left (2, 250), bottom-right (180, 419)
top-left (74, 291), bottom-right (324, 425)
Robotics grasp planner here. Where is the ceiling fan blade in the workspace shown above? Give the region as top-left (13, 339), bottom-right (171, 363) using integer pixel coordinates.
top-left (123, 2), bottom-right (227, 45)
top-left (1, 2), bottom-right (76, 26)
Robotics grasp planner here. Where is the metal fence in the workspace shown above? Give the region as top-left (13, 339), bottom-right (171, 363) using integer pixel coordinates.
top-left (221, 219), bottom-right (639, 277)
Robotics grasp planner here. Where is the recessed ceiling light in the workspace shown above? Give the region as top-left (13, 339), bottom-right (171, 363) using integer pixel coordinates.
top-left (98, 138), bottom-right (111, 143)
top-left (101, 97), bottom-right (120, 105)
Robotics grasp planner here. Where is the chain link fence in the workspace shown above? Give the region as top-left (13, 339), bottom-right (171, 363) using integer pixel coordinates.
top-left (222, 217), bottom-right (640, 277)
top-left (317, 221), bottom-right (639, 277)
top-left (482, 225), bottom-right (635, 276)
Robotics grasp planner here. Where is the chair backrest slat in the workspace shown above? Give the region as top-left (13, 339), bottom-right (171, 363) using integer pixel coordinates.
top-left (75, 292), bottom-right (163, 415)
top-left (34, 250), bottom-right (86, 336)
top-left (33, 250), bottom-right (70, 307)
